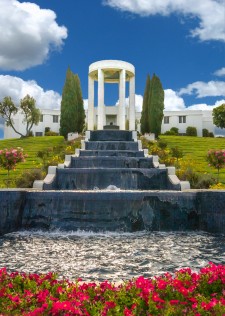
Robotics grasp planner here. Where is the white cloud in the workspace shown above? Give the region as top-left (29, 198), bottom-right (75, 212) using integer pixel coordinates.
top-left (0, 75), bottom-right (61, 109)
top-left (214, 67), bottom-right (225, 77)
top-left (186, 99), bottom-right (225, 110)
top-left (103, 0), bottom-right (225, 42)
top-left (164, 89), bottom-right (186, 110)
top-left (0, 0), bottom-right (67, 71)
top-left (179, 81), bottom-right (225, 98)
top-left (115, 94), bottom-right (144, 112)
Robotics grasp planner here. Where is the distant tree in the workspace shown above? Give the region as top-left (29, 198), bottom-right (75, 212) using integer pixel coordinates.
top-left (20, 95), bottom-right (41, 136)
top-left (140, 74), bottom-right (150, 134)
top-left (60, 67), bottom-right (85, 138)
top-left (0, 95), bottom-right (41, 137)
top-left (60, 67), bottom-right (77, 138)
top-left (148, 74), bottom-right (164, 138)
top-left (213, 103), bottom-right (225, 129)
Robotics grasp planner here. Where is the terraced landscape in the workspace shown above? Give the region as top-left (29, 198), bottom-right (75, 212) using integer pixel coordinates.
top-left (161, 135), bottom-right (225, 183)
top-left (0, 135), bottom-right (225, 187)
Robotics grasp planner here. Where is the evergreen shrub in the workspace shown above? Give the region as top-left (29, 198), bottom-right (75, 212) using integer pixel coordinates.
top-left (202, 128), bottom-right (209, 137)
top-left (186, 126), bottom-right (197, 136)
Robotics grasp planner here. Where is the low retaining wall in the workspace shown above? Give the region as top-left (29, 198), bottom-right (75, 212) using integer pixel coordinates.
top-left (0, 190), bottom-right (225, 235)
top-left (0, 190), bottom-right (26, 236)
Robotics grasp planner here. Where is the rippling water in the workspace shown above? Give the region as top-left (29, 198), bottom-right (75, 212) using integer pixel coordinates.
top-left (0, 230), bottom-right (225, 282)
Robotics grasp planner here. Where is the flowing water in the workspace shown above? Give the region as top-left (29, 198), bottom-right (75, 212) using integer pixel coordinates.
top-left (0, 230), bottom-right (225, 282)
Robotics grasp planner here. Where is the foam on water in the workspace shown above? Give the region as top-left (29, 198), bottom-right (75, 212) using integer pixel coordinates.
top-left (1, 230), bottom-right (225, 282)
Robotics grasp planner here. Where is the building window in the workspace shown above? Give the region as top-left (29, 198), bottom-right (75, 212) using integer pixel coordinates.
top-left (164, 116), bottom-right (169, 124)
top-left (35, 132), bottom-right (43, 136)
top-left (179, 116), bottom-right (186, 123)
top-left (40, 114), bottom-right (43, 122)
top-left (53, 115), bottom-right (59, 123)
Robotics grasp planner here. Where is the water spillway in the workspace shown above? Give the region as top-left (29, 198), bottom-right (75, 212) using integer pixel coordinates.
top-left (1, 130), bottom-right (225, 235)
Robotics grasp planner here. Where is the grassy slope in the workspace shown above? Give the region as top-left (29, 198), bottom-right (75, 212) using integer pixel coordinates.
top-left (160, 135), bottom-right (225, 183)
top-left (1, 135), bottom-right (225, 187)
top-left (0, 136), bottom-right (65, 187)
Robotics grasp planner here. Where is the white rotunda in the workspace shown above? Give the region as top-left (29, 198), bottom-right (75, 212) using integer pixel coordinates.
top-left (87, 60), bottom-right (135, 130)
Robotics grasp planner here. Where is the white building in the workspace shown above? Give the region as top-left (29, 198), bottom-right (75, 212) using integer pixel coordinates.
top-left (2, 60), bottom-right (222, 139)
top-left (161, 110), bottom-right (214, 137)
top-left (4, 109), bottom-right (60, 139)
top-left (3, 107), bottom-right (219, 139)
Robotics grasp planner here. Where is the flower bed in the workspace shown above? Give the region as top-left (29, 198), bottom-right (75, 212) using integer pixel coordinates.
top-left (0, 263), bottom-right (225, 315)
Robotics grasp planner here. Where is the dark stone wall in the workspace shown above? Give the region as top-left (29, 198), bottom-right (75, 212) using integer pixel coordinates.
top-left (0, 190), bottom-right (25, 236)
top-left (22, 191), bottom-right (198, 232)
top-left (1, 189), bottom-right (225, 235)
top-left (197, 191), bottom-right (225, 233)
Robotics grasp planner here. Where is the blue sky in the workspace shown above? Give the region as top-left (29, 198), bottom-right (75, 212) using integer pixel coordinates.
top-left (0, 0), bottom-right (225, 138)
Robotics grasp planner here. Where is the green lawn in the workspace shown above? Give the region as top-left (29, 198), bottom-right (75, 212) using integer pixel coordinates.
top-left (1, 135), bottom-right (225, 188)
top-left (0, 136), bottom-right (65, 187)
top-left (160, 135), bottom-right (225, 183)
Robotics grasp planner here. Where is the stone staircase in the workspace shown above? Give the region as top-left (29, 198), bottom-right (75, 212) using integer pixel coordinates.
top-left (36, 130), bottom-right (189, 192)
top-left (26, 130), bottom-right (191, 231)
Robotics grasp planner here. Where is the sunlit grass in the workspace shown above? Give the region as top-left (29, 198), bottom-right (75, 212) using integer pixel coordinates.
top-left (160, 135), bottom-right (225, 183)
top-left (0, 136), bottom-right (65, 187)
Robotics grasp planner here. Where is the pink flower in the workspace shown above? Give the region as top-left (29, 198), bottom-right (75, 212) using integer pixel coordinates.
top-left (170, 299), bottom-right (180, 305)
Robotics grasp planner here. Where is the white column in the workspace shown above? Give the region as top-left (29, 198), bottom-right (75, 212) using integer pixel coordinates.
top-left (97, 68), bottom-right (105, 130)
top-left (118, 69), bottom-right (126, 130)
top-left (129, 75), bottom-right (135, 130)
top-left (87, 76), bottom-right (94, 130)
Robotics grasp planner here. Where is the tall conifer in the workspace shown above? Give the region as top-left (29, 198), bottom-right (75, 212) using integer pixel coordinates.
top-left (140, 74), bottom-right (150, 134)
top-left (74, 74), bottom-right (85, 133)
top-left (60, 67), bottom-right (85, 138)
top-left (148, 74), bottom-right (164, 138)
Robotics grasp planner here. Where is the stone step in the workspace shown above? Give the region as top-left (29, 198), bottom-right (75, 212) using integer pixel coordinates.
top-left (79, 150), bottom-right (145, 157)
top-left (43, 168), bottom-right (180, 191)
top-left (84, 141), bottom-right (138, 151)
top-left (70, 156), bottom-right (153, 169)
top-left (89, 130), bottom-right (134, 141)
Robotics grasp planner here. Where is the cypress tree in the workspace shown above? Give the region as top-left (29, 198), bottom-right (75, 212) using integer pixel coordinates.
top-left (148, 74), bottom-right (164, 138)
top-left (140, 74), bottom-right (150, 134)
top-left (60, 67), bottom-right (85, 138)
top-left (74, 74), bottom-right (85, 133)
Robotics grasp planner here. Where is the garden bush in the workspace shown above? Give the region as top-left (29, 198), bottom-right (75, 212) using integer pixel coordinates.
top-left (170, 127), bottom-right (179, 135)
top-left (140, 137), bottom-right (155, 149)
top-left (192, 173), bottom-right (216, 189)
top-left (202, 128), bottom-right (209, 137)
top-left (157, 140), bottom-right (167, 149)
top-left (164, 127), bottom-right (179, 136)
top-left (45, 131), bottom-right (59, 136)
top-left (15, 168), bottom-right (45, 188)
top-left (186, 126), bottom-right (197, 136)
